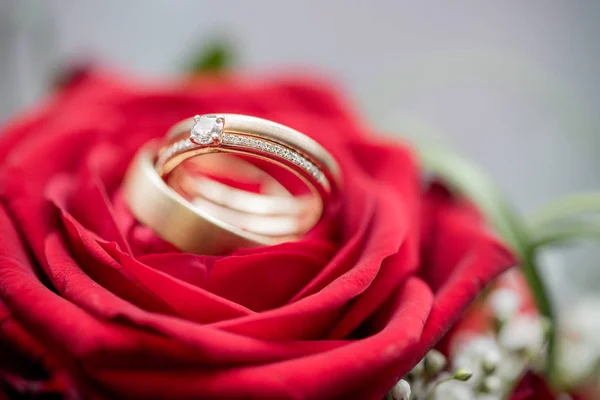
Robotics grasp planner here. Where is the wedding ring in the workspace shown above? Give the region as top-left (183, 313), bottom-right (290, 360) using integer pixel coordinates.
top-left (124, 143), bottom-right (304, 255)
top-left (167, 153), bottom-right (312, 217)
top-left (157, 114), bottom-right (341, 227)
top-left (123, 114), bottom-right (341, 254)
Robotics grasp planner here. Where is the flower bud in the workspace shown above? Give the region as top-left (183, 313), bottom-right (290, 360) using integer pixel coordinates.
top-left (499, 315), bottom-right (546, 354)
top-left (489, 289), bottom-right (521, 321)
top-left (482, 351), bottom-right (501, 375)
top-left (407, 359), bottom-right (424, 379)
top-left (481, 375), bottom-right (502, 393)
top-left (452, 368), bottom-right (473, 382)
top-left (424, 349), bottom-right (447, 378)
top-left (389, 379), bottom-right (411, 400)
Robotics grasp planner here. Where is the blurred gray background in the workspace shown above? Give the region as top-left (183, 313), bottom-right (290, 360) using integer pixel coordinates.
top-left (1, 0), bottom-right (599, 302)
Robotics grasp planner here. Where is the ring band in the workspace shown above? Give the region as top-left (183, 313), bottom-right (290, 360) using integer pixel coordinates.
top-left (156, 114), bottom-right (341, 231)
top-left (124, 114), bottom-right (341, 254)
top-left (167, 154), bottom-right (312, 217)
top-left (124, 142), bottom-right (303, 255)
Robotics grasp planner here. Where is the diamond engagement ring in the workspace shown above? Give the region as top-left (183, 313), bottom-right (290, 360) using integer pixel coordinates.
top-left (123, 114), bottom-right (341, 255)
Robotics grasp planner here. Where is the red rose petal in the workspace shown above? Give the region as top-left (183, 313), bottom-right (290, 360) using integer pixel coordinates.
top-left (0, 70), bottom-right (515, 399)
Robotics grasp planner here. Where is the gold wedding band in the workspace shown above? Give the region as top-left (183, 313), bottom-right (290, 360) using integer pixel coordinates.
top-left (124, 143), bottom-right (303, 254)
top-left (167, 154), bottom-right (312, 217)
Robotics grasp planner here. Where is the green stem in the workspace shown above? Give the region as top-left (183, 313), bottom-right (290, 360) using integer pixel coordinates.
top-left (502, 211), bottom-right (557, 379)
top-left (521, 250), bottom-right (556, 376)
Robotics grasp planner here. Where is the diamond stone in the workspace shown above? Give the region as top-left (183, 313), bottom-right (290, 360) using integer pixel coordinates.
top-left (190, 115), bottom-right (223, 145)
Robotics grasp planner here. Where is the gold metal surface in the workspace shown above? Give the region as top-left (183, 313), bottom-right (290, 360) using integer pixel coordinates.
top-left (123, 142), bottom-right (303, 255)
top-left (124, 115), bottom-right (342, 255)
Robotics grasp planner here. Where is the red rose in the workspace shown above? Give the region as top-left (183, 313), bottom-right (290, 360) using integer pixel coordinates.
top-left (0, 70), bottom-right (514, 399)
top-left (510, 372), bottom-right (568, 400)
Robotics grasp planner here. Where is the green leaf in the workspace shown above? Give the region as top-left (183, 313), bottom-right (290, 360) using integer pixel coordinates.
top-left (531, 220), bottom-right (600, 249)
top-left (529, 192), bottom-right (600, 231)
top-left (528, 192), bottom-right (600, 248)
top-left (187, 39), bottom-right (235, 73)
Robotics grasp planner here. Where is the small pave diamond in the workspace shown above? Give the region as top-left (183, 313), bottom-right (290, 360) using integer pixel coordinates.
top-left (158, 131), bottom-right (327, 186)
top-left (220, 134), bottom-right (326, 183)
top-left (190, 115), bottom-right (223, 145)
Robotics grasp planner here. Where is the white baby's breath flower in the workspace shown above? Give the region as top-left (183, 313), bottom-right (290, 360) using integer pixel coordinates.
top-left (481, 375), bottom-right (502, 393)
top-left (558, 297), bottom-right (600, 385)
top-left (482, 350), bottom-right (501, 375)
top-left (488, 289), bottom-right (522, 321)
top-left (431, 380), bottom-right (475, 400)
top-left (452, 336), bottom-right (503, 383)
top-left (389, 379), bottom-right (411, 400)
top-left (498, 314), bottom-right (546, 354)
top-left (424, 349), bottom-right (447, 378)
